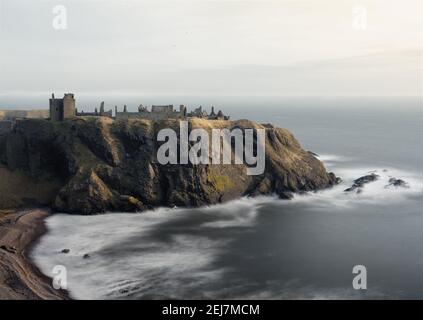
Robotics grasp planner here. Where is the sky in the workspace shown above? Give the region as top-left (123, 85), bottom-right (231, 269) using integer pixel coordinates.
top-left (0, 0), bottom-right (422, 101)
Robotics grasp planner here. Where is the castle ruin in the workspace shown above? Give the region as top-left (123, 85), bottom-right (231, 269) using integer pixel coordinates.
top-left (49, 93), bottom-right (76, 121)
top-left (0, 93), bottom-right (230, 124)
top-left (76, 101), bottom-right (113, 118)
top-left (49, 93), bottom-right (229, 121)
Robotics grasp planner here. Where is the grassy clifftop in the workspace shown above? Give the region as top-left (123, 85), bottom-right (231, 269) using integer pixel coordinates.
top-left (0, 117), bottom-right (338, 214)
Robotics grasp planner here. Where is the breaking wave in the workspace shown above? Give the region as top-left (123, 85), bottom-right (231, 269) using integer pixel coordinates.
top-left (301, 154), bottom-right (423, 208)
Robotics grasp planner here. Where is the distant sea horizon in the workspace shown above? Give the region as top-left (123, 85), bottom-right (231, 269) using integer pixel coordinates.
top-left (0, 94), bottom-right (422, 114)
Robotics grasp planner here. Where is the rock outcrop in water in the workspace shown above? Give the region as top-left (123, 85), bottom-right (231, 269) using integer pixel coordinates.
top-left (0, 117), bottom-right (338, 214)
top-left (386, 178), bottom-right (409, 189)
top-left (344, 173), bottom-right (379, 193)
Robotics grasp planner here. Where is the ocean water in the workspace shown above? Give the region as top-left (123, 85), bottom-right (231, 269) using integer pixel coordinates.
top-left (31, 97), bottom-right (423, 299)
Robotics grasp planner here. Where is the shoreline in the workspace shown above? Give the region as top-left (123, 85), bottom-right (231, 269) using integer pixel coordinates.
top-left (0, 208), bottom-right (69, 300)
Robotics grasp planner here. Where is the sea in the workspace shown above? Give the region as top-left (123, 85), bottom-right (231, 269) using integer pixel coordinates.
top-left (24, 96), bottom-right (423, 299)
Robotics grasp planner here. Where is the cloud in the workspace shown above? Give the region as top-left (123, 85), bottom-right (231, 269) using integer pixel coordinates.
top-left (0, 0), bottom-right (421, 96)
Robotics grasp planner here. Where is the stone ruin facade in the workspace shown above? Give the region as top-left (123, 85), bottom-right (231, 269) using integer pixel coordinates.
top-left (76, 101), bottom-right (113, 118)
top-left (49, 93), bottom-right (230, 121)
top-left (115, 104), bottom-right (229, 121)
top-left (116, 104), bottom-right (186, 120)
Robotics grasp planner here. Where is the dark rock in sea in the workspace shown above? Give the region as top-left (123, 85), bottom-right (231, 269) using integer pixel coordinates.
top-left (61, 249), bottom-right (70, 254)
top-left (83, 254), bottom-right (90, 259)
top-left (386, 178), bottom-right (409, 189)
top-left (0, 118), bottom-right (339, 214)
top-left (344, 173), bottom-right (380, 193)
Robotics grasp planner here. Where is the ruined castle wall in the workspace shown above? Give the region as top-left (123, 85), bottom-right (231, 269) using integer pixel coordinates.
top-left (76, 111), bottom-right (113, 118)
top-left (151, 105), bottom-right (173, 113)
top-left (116, 111), bottom-right (184, 121)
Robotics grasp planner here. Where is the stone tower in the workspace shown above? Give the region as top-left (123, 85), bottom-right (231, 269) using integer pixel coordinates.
top-left (49, 93), bottom-right (63, 121)
top-left (49, 93), bottom-right (76, 121)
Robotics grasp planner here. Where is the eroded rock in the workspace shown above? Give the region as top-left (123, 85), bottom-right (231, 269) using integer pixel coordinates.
top-left (386, 178), bottom-right (409, 189)
top-left (344, 173), bottom-right (380, 193)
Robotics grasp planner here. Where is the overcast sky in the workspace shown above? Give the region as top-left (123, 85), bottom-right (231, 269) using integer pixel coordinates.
top-left (0, 0), bottom-right (422, 98)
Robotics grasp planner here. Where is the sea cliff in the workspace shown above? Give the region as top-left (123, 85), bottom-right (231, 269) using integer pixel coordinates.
top-left (0, 117), bottom-right (338, 214)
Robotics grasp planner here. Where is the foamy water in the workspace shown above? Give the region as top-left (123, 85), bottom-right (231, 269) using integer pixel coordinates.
top-left (31, 197), bottom-right (274, 299)
top-left (293, 154), bottom-right (423, 208)
top-left (31, 152), bottom-right (423, 299)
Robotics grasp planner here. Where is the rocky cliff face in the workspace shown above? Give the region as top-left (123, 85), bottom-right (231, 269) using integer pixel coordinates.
top-left (0, 117), bottom-right (338, 214)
